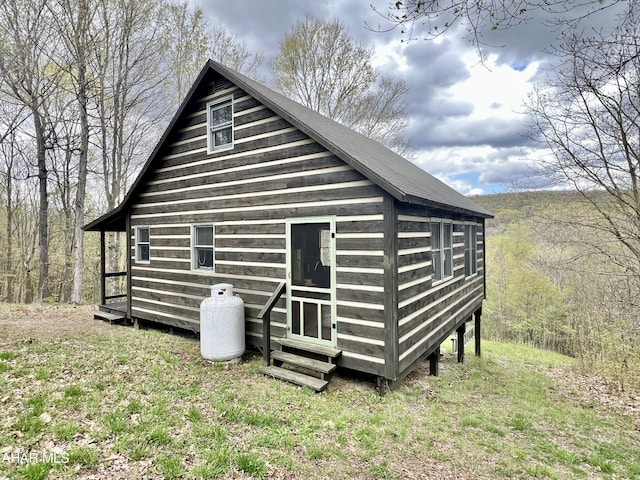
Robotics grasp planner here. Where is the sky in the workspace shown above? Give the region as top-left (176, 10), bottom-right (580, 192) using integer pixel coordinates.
top-left (189, 0), bottom-right (621, 196)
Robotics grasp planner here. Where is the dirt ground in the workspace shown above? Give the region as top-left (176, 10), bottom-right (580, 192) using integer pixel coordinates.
top-left (0, 304), bottom-right (113, 344)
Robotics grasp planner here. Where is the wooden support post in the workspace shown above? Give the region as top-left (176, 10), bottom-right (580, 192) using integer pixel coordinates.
top-left (125, 216), bottom-right (132, 320)
top-left (428, 347), bottom-right (440, 376)
top-left (99, 230), bottom-right (106, 305)
top-left (376, 376), bottom-right (387, 397)
top-left (457, 323), bottom-right (465, 363)
top-left (474, 310), bottom-right (482, 357)
top-left (263, 311), bottom-right (271, 367)
top-left (257, 281), bottom-right (285, 368)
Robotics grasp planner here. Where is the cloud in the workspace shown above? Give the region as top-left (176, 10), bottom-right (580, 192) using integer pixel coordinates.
top-left (187, 0), bottom-right (563, 195)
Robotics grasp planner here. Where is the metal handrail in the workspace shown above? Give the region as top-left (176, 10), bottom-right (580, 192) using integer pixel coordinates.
top-left (257, 281), bottom-right (286, 366)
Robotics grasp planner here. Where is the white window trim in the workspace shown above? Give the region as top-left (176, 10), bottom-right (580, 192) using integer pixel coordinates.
top-left (206, 95), bottom-right (234, 153)
top-left (135, 226), bottom-right (150, 264)
top-left (464, 223), bottom-right (479, 278)
top-left (191, 224), bottom-right (215, 272)
top-left (431, 219), bottom-right (454, 285)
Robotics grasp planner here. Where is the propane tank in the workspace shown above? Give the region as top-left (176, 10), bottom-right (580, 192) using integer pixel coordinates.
top-left (200, 283), bottom-right (245, 363)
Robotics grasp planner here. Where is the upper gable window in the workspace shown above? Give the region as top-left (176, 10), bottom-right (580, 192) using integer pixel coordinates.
top-left (207, 96), bottom-right (234, 153)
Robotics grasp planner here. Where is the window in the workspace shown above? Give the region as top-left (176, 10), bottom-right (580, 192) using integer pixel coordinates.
top-left (443, 222), bottom-right (453, 278)
top-left (193, 224), bottom-right (214, 270)
top-left (464, 224), bottom-right (478, 276)
top-left (431, 221), bottom-right (453, 283)
top-left (135, 226), bottom-right (150, 263)
top-left (431, 222), bottom-right (442, 281)
top-left (207, 96), bottom-right (233, 152)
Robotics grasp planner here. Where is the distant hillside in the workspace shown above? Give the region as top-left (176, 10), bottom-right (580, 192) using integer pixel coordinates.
top-left (471, 190), bottom-right (587, 235)
top-left (472, 190), bottom-right (583, 217)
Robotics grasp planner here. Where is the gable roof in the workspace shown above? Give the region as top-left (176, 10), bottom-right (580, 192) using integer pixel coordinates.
top-left (85, 60), bottom-right (491, 231)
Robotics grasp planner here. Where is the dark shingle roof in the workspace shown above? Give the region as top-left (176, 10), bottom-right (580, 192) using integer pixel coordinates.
top-left (85, 60), bottom-right (490, 231)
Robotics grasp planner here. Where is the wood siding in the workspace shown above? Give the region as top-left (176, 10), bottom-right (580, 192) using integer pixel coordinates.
top-left (127, 72), bottom-right (387, 375)
top-left (395, 205), bottom-right (485, 377)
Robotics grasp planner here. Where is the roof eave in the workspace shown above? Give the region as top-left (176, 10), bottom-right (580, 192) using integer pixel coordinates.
top-left (82, 204), bottom-right (127, 232)
top-left (402, 194), bottom-right (494, 218)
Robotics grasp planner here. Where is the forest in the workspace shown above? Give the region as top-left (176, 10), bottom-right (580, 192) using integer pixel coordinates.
top-left (0, 0), bottom-right (264, 305)
top-left (476, 192), bottom-right (640, 393)
top-left (0, 0), bottom-right (639, 395)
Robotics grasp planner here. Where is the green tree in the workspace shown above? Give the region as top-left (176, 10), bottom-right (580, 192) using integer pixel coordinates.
top-left (485, 222), bottom-right (567, 351)
top-left (272, 15), bottom-right (411, 155)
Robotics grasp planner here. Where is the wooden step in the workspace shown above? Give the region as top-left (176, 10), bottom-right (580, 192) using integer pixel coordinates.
top-left (271, 350), bottom-right (337, 376)
top-left (276, 338), bottom-right (342, 359)
top-left (94, 311), bottom-right (126, 324)
top-left (259, 365), bottom-right (328, 392)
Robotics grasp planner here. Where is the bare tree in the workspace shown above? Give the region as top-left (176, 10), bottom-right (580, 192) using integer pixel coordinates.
top-left (0, 0), bottom-right (63, 301)
top-left (371, 0), bottom-right (622, 52)
top-left (209, 25), bottom-right (264, 80)
top-left (162, 2), bottom-right (265, 111)
top-left (526, 2), bottom-right (640, 306)
top-left (92, 0), bottom-right (169, 213)
top-left (0, 101), bottom-right (28, 301)
top-left (161, 2), bottom-right (211, 109)
top-left (88, 0), bottom-right (171, 282)
top-left (271, 15), bottom-right (411, 154)
top-left (47, 0), bottom-right (96, 304)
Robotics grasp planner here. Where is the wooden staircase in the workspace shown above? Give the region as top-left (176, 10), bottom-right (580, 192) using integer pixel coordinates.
top-left (258, 282), bottom-right (341, 392)
top-left (93, 310), bottom-right (127, 325)
top-left (259, 338), bottom-right (341, 392)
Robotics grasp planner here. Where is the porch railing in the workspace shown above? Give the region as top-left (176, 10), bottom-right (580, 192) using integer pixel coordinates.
top-left (100, 271), bottom-right (127, 304)
top-left (257, 281), bottom-right (286, 367)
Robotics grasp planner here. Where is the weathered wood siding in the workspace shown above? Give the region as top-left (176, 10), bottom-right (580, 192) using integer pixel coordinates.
top-left (127, 71), bottom-right (387, 374)
top-left (335, 212), bottom-right (387, 375)
top-left (395, 205), bottom-right (485, 377)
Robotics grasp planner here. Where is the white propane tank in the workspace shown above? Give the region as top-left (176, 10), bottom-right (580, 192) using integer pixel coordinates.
top-left (200, 283), bottom-right (245, 363)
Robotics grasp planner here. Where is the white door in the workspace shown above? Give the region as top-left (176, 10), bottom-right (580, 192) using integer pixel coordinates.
top-left (286, 217), bottom-right (336, 347)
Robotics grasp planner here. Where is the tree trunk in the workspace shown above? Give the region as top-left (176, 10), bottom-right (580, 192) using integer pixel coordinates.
top-left (34, 110), bottom-right (49, 302)
top-left (71, 0), bottom-right (90, 304)
top-left (5, 155), bottom-right (13, 302)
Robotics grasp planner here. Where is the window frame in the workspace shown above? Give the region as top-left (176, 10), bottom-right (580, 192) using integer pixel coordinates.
top-left (431, 220), bottom-right (453, 284)
top-left (206, 95), bottom-right (234, 153)
top-left (192, 224), bottom-right (215, 271)
top-left (464, 224), bottom-right (478, 277)
top-left (135, 226), bottom-right (150, 264)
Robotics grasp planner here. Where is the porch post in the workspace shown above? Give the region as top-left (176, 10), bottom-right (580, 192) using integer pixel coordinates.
top-left (100, 230), bottom-right (106, 305)
top-left (126, 215), bottom-right (132, 320)
top-left (263, 312), bottom-right (271, 366)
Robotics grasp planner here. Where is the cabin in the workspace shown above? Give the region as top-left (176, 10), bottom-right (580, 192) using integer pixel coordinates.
top-left (84, 60), bottom-right (492, 393)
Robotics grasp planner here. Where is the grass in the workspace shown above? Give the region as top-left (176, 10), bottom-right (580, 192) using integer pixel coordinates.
top-left (1, 306), bottom-right (639, 479)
